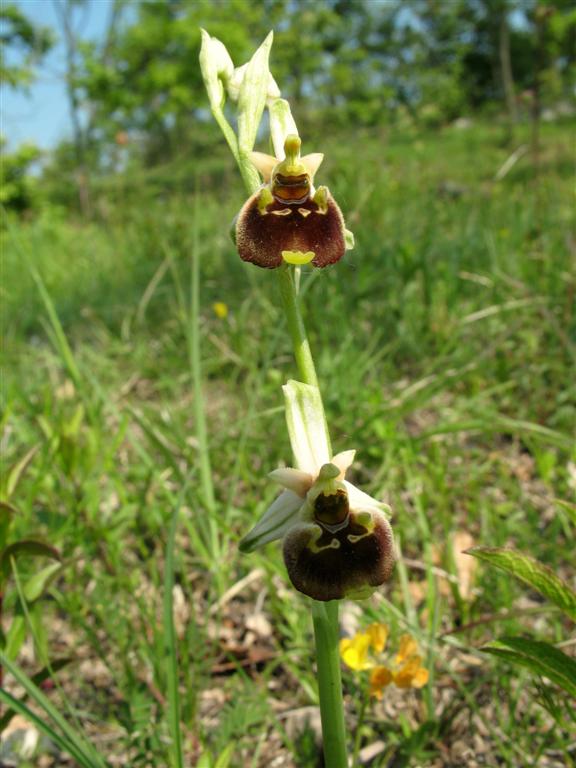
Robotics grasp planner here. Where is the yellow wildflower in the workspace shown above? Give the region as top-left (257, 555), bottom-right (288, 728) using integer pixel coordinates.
top-left (213, 302), bottom-right (228, 319)
top-left (340, 623), bottom-right (429, 697)
top-left (366, 622), bottom-right (387, 653)
top-left (339, 632), bottom-right (372, 671)
top-left (396, 634), bottom-right (418, 663)
top-left (369, 666), bottom-right (393, 699)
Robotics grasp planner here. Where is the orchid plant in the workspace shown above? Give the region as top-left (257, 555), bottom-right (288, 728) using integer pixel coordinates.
top-left (200, 30), bottom-right (400, 766)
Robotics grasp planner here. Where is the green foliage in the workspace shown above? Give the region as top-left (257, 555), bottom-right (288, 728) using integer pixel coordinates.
top-left (0, 3), bottom-right (53, 88)
top-left (468, 546), bottom-right (576, 621)
top-left (28, 0), bottom-right (575, 195)
top-left (483, 637), bottom-right (576, 698)
top-left (0, 139), bottom-right (41, 214)
top-left (1, 120), bottom-right (574, 765)
top-left (468, 540), bottom-right (575, 701)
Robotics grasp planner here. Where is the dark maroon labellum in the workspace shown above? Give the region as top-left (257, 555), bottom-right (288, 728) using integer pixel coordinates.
top-left (282, 511), bottom-right (395, 601)
top-left (235, 186), bottom-right (346, 269)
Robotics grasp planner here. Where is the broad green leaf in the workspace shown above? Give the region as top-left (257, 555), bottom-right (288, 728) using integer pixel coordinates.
top-left (466, 547), bottom-right (576, 621)
top-left (0, 540), bottom-right (60, 579)
top-left (215, 743), bottom-right (235, 768)
top-left (5, 614), bottom-right (26, 659)
top-left (483, 636), bottom-right (576, 698)
top-left (0, 500), bottom-right (18, 549)
top-left (23, 560), bottom-right (63, 602)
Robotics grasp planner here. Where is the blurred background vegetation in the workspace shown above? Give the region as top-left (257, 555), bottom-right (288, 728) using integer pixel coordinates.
top-left (1, 2), bottom-right (575, 766)
top-left (1, 0), bottom-right (574, 218)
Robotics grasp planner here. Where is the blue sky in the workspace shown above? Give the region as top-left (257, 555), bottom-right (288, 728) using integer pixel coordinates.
top-left (2, 0), bottom-right (112, 150)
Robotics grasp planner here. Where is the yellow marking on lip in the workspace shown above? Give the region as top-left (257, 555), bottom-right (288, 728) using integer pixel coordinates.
top-left (282, 250), bottom-right (315, 265)
top-left (271, 208), bottom-right (292, 216)
top-left (298, 208), bottom-right (311, 218)
top-left (308, 537), bottom-right (341, 554)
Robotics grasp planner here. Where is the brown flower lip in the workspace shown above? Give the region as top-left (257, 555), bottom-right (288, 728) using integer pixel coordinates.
top-left (234, 134), bottom-right (349, 269)
top-left (235, 187), bottom-right (346, 268)
top-left (283, 508), bottom-right (395, 602)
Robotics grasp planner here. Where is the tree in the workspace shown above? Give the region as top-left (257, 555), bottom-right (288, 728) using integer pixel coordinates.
top-left (0, 3), bottom-right (53, 88)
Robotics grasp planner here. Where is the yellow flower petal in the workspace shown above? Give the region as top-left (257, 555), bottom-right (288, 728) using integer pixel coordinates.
top-left (396, 634), bottom-right (418, 664)
top-left (411, 668), bottom-right (430, 689)
top-left (339, 632), bottom-right (372, 670)
top-left (369, 665), bottom-right (393, 699)
top-left (393, 655), bottom-right (426, 689)
top-left (366, 623), bottom-right (388, 653)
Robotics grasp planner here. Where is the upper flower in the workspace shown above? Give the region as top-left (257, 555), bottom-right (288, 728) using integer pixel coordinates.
top-left (234, 135), bottom-right (354, 269)
top-left (240, 381), bottom-right (395, 601)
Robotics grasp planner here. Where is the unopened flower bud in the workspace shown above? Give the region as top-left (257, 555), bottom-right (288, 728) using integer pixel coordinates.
top-left (199, 30), bottom-right (234, 111)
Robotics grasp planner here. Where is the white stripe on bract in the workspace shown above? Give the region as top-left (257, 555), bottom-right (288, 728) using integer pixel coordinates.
top-left (283, 380), bottom-right (331, 474)
top-left (268, 98), bottom-right (298, 161)
top-left (239, 490), bottom-right (302, 552)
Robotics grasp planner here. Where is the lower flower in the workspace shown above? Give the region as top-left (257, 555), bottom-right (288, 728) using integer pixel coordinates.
top-left (239, 381), bottom-right (395, 601)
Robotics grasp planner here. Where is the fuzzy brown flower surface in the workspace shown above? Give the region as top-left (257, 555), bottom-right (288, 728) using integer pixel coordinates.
top-left (234, 135), bottom-right (353, 269)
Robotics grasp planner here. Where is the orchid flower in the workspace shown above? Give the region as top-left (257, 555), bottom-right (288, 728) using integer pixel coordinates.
top-left (234, 134), bottom-right (354, 269)
top-left (240, 381), bottom-right (395, 601)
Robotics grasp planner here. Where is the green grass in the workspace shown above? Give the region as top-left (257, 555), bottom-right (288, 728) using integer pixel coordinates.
top-left (1, 119), bottom-right (574, 766)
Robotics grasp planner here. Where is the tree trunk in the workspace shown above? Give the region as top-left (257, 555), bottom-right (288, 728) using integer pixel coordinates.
top-left (499, 10), bottom-right (517, 131)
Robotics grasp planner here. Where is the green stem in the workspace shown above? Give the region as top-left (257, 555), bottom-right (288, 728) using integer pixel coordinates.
top-left (277, 266), bottom-right (319, 389)
top-left (352, 690), bottom-right (369, 767)
top-left (278, 266), bottom-right (346, 765)
top-left (312, 601), bottom-right (348, 768)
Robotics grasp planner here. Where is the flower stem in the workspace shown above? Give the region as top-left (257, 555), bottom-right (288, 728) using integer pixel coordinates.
top-left (278, 266), bottom-right (347, 766)
top-left (312, 601), bottom-right (348, 768)
top-left (277, 266), bottom-right (319, 389)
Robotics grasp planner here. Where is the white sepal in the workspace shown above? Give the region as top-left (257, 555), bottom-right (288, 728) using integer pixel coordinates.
top-left (239, 490), bottom-right (302, 553)
top-left (331, 450), bottom-right (356, 479)
top-left (344, 480), bottom-right (390, 517)
top-left (268, 98), bottom-right (299, 160)
top-left (268, 467), bottom-right (313, 497)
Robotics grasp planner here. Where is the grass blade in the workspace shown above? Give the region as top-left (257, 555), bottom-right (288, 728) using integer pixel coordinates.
top-left (0, 652), bottom-right (108, 767)
top-left (164, 503), bottom-right (184, 768)
top-left (482, 636), bottom-right (576, 697)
